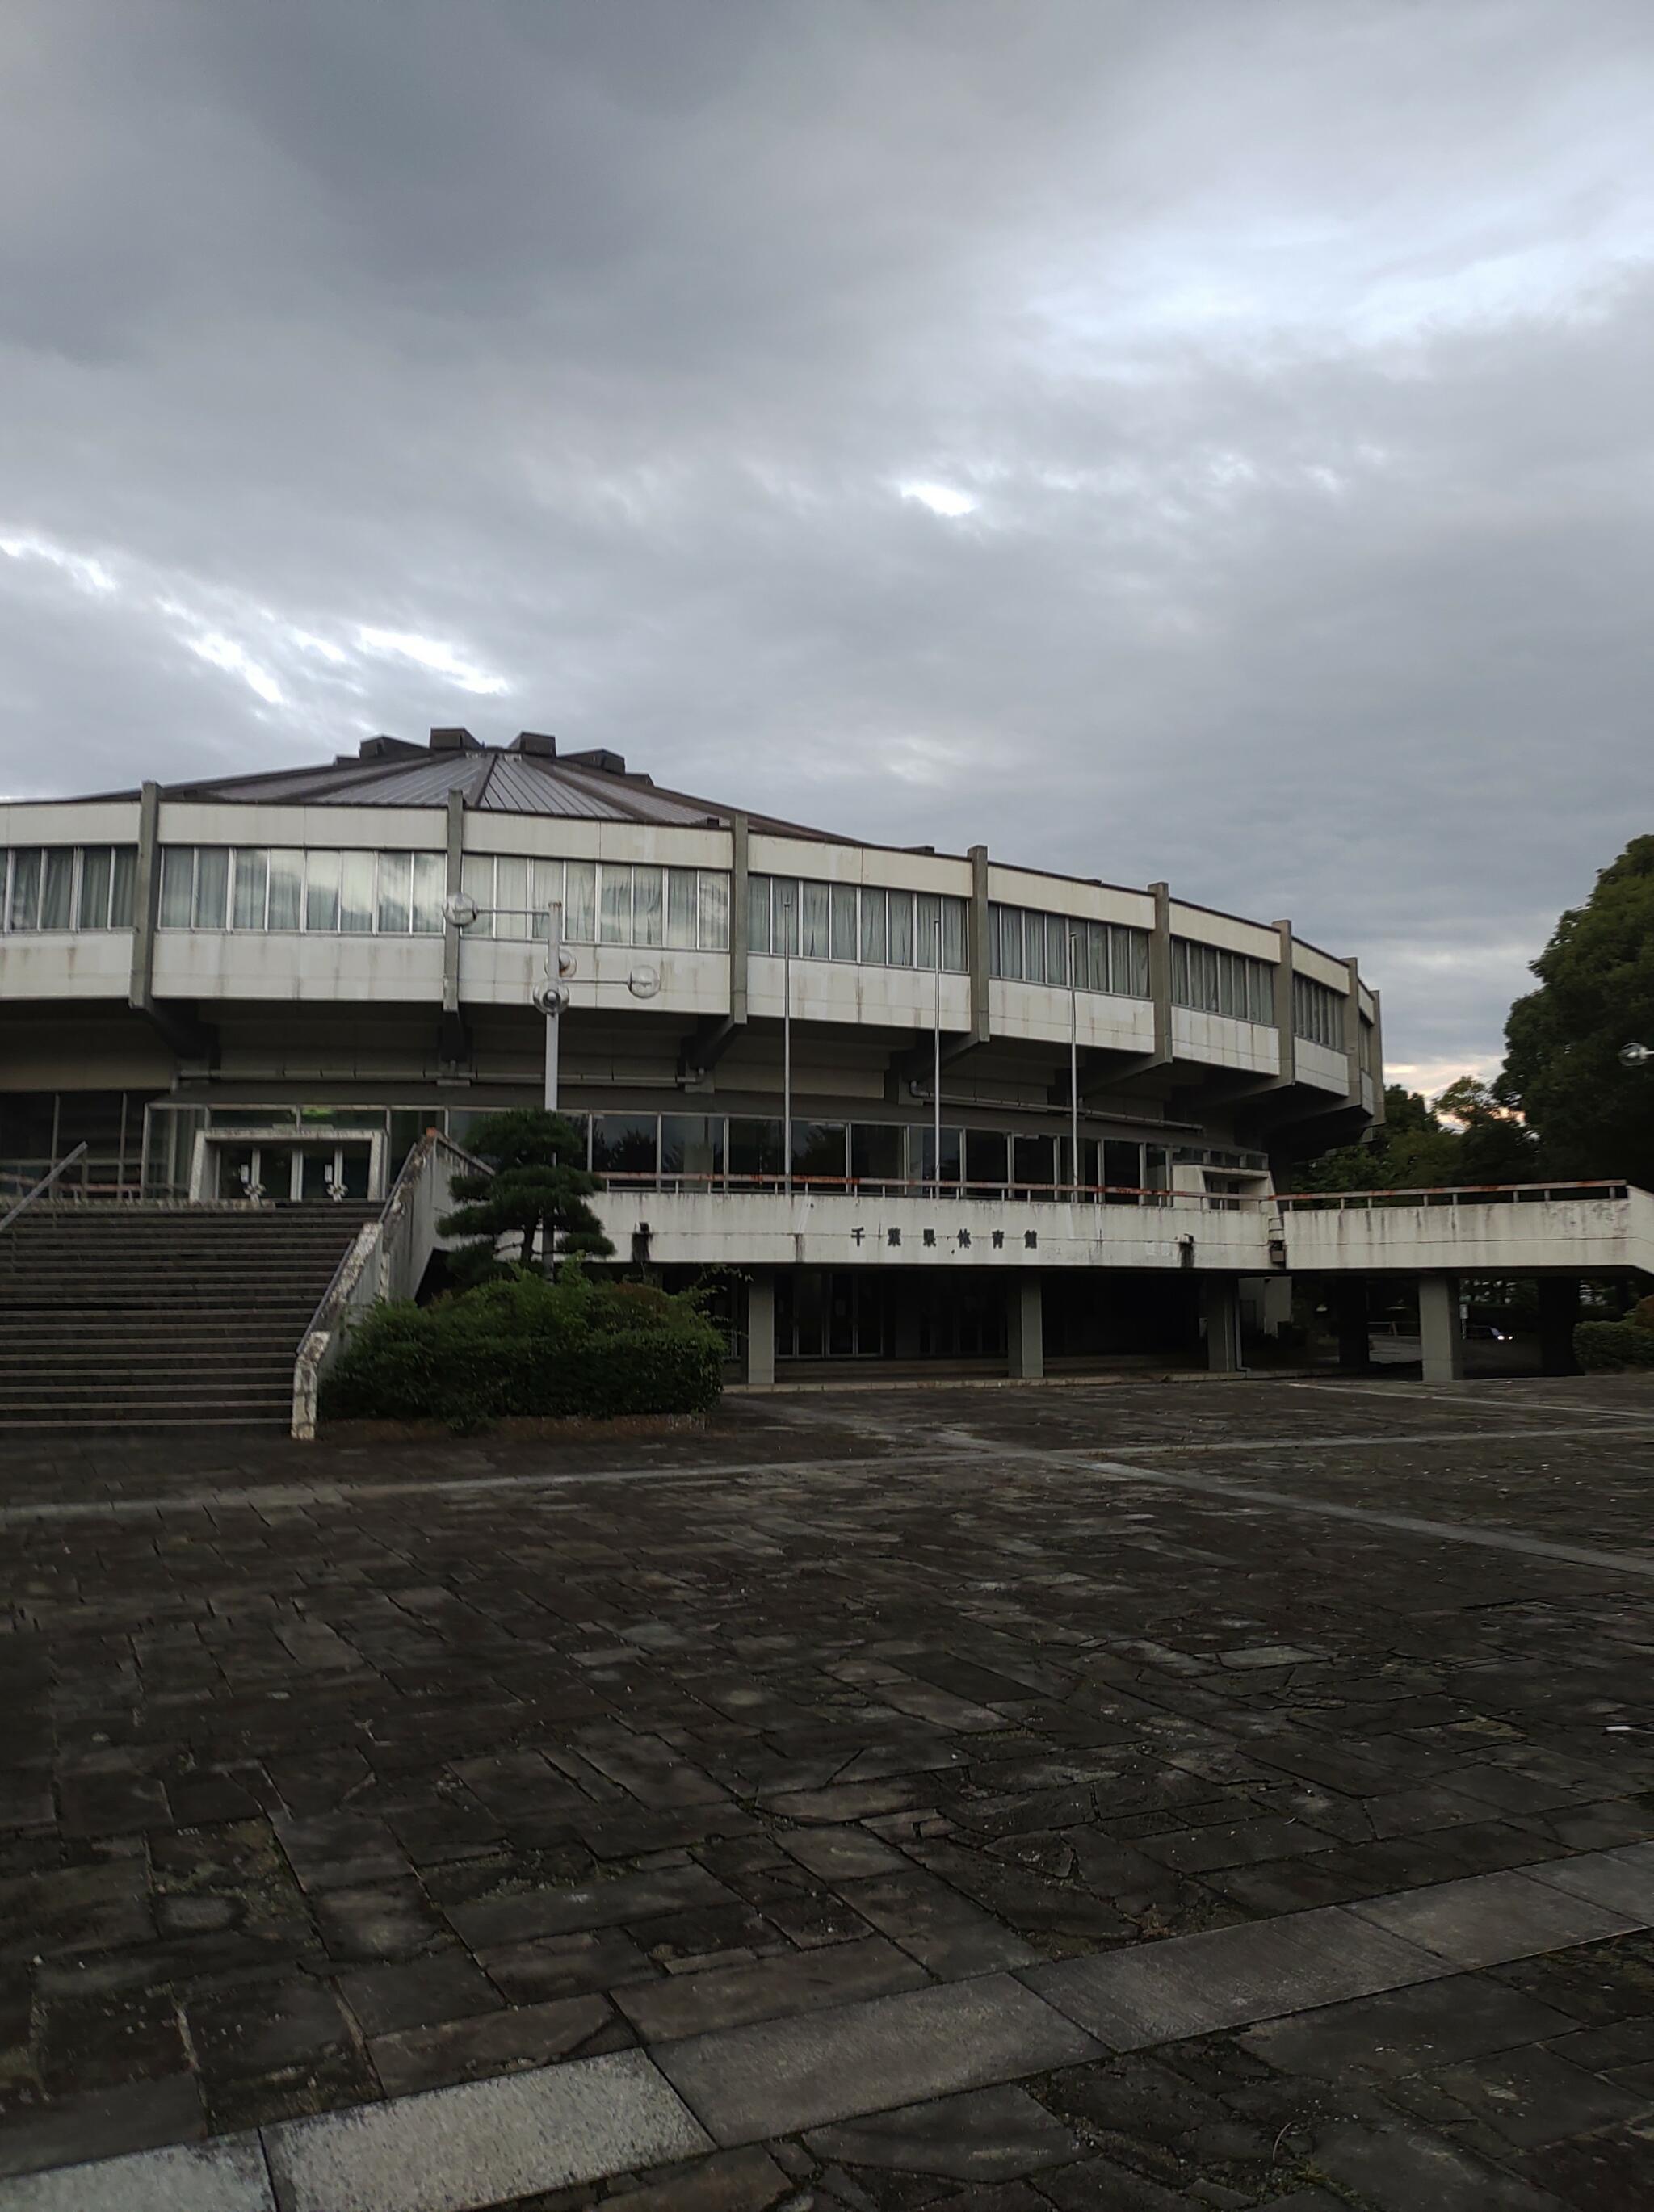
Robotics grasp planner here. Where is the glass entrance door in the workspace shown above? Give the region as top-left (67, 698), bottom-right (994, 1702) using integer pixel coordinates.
top-left (300, 1144), bottom-right (372, 1203)
top-left (216, 1140), bottom-right (372, 1202)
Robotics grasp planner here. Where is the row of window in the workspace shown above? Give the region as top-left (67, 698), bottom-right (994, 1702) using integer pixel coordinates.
top-left (158, 846), bottom-right (450, 935)
top-left (748, 875), bottom-right (970, 972)
top-left (988, 905), bottom-right (1152, 997)
top-left (570, 1110), bottom-right (1166, 1194)
top-left (1294, 973), bottom-right (1347, 1051)
top-left (459, 854), bottom-right (731, 951)
top-left (1171, 938), bottom-right (1277, 1026)
top-left (0, 846), bottom-right (1358, 1050)
top-left (2, 846), bottom-right (137, 933)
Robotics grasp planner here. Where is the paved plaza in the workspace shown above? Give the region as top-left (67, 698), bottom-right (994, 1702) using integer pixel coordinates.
top-left (6, 1375), bottom-right (1654, 2209)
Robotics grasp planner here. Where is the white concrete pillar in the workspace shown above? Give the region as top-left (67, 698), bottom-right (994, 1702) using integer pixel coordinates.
top-left (744, 1273), bottom-right (776, 1388)
top-left (1419, 1274), bottom-right (1464, 1383)
top-left (1008, 1276), bottom-right (1043, 1379)
top-left (1201, 1276), bottom-right (1242, 1374)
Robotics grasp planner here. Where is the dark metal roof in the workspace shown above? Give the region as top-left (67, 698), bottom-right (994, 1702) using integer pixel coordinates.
top-left (134, 738), bottom-right (853, 840)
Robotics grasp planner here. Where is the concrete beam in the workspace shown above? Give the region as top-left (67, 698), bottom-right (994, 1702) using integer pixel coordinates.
top-left (968, 844), bottom-right (991, 1046)
top-left (1007, 1275), bottom-right (1043, 1379)
top-left (743, 1271), bottom-right (775, 1388)
top-left (1539, 1275), bottom-right (1581, 1376)
top-left (1419, 1275), bottom-right (1464, 1383)
top-left (1201, 1274), bottom-right (1242, 1374)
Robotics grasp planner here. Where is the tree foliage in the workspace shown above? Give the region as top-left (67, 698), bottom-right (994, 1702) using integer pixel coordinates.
top-left (1291, 1081), bottom-right (1534, 1193)
top-left (440, 1108), bottom-right (614, 1281)
top-left (1500, 835), bottom-right (1654, 1189)
top-left (321, 1266), bottom-right (724, 1429)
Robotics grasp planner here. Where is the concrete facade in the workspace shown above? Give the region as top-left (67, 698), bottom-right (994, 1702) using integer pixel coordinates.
top-left (6, 728), bottom-right (1644, 1382)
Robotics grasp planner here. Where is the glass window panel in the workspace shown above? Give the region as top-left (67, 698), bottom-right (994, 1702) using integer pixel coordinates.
top-left (267, 850), bottom-right (302, 930)
top-left (338, 852), bottom-right (375, 934)
top-left (728, 1117), bottom-right (784, 1179)
top-left (888, 889), bottom-right (913, 967)
top-left (661, 1114), bottom-right (724, 1181)
top-left (109, 847), bottom-right (136, 928)
top-left (909, 1124), bottom-right (961, 1189)
top-left (527, 857), bottom-right (560, 941)
top-left (698, 870), bottom-right (729, 950)
top-left (1171, 938), bottom-right (1189, 1002)
top-left (850, 1123), bottom-right (904, 1182)
top-left (791, 1121), bottom-right (846, 1183)
top-left (1025, 910), bottom-right (1046, 985)
top-left (1047, 914), bottom-right (1068, 985)
top-left (231, 849), bottom-right (267, 931)
top-left (997, 905), bottom-right (1022, 981)
top-left (157, 847), bottom-right (192, 929)
top-left (747, 874), bottom-right (771, 957)
top-left (771, 879), bottom-right (800, 955)
top-left (943, 897), bottom-right (967, 972)
top-left (1103, 1139), bottom-right (1143, 1199)
top-left (1014, 1134), bottom-right (1056, 1193)
top-left (460, 854), bottom-right (493, 936)
top-left (304, 849), bottom-right (339, 933)
top-left (590, 1114), bottom-right (659, 1175)
top-left (858, 885), bottom-right (887, 964)
top-left (830, 884), bottom-right (858, 962)
top-left (915, 892), bottom-right (942, 969)
top-left (39, 849), bottom-right (73, 930)
top-left (1085, 921), bottom-right (1106, 993)
top-left (564, 858), bottom-right (596, 942)
top-left (376, 850), bottom-right (412, 934)
top-left (800, 879), bottom-right (830, 959)
top-left (413, 852), bottom-right (446, 934)
top-left (1123, 926), bottom-right (1149, 997)
top-left (78, 846), bottom-right (112, 930)
top-left (665, 867), bottom-right (697, 949)
top-left (494, 855), bottom-right (529, 938)
top-left (964, 1129), bottom-right (1009, 1191)
top-left (632, 864), bottom-right (664, 947)
top-left (599, 863), bottom-right (632, 944)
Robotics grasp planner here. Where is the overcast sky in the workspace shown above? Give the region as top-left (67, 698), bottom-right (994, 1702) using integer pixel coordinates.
top-left (2, 2), bottom-right (1650, 1090)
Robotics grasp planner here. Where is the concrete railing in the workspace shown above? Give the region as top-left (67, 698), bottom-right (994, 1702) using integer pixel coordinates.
top-left (592, 1177), bottom-right (1654, 1282)
top-left (1276, 1182), bottom-right (1652, 1279)
top-left (291, 1131), bottom-right (487, 1441)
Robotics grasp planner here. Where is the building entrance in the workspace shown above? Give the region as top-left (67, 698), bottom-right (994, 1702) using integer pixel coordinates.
top-left (203, 1134), bottom-right (380, 1203)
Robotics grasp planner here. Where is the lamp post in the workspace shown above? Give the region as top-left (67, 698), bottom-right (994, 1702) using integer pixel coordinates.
top-left (444, 891), bottom-right (573, 1110)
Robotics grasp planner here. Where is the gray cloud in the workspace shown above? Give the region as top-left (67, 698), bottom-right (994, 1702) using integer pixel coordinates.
top-left (3, 0), bottom-right (1652, 1087)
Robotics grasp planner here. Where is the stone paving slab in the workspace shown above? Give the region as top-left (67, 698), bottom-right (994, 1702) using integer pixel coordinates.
top-left (8, 1375), bottom-right (1654, 2206)
top-left (653, 1973), bottom-right (1100, 2143)
top-left (1023, 1903), bottom-right (1450, 2047)
top-left (0, 2134), bottom-right (274, 2212)
top-left (261, 2048), bottom-right (709, 2210)
top-left (1349, 1868), bottom-right (1641, 1968)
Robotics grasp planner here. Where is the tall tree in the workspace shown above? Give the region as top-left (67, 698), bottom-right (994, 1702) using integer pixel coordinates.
top-left (1501, 836), bottom-right (1654, 1189)
top-left (440, 1109), bottom-right (614, 1282)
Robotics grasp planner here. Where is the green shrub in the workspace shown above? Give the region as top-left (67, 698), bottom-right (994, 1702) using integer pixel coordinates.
top-left (1575, 1320), bottom-right (1654, 1372)
top-left (321, 1265), bottom-right (724, 1429)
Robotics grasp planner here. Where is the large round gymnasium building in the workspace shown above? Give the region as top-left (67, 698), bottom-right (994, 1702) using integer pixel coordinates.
top-left (0, 724), bottom-right (1383, 1386)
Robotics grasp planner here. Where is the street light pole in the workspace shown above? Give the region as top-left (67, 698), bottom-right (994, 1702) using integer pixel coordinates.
top-left (543, 897), bottom-right (564, 1113)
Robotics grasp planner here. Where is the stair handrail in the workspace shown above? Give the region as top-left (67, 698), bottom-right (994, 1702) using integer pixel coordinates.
top-left (0, 1144), bottom-right (90, 1237)
top-left (291, 1130), bottom-right (491, 1440)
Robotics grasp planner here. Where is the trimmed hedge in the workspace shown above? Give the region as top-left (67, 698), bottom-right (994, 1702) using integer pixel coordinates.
top-left (321, 1267), bottom-right (724, 1429)
top-left (1575, 1320), bottom-right (1654, 1372)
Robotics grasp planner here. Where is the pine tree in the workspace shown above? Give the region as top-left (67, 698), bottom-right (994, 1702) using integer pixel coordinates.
top-left (440, 1109), bottom-right (614, 1280)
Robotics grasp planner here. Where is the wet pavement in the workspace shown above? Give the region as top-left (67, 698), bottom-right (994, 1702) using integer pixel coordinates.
top-left (5, 1372), bottom-right (1654, 2208)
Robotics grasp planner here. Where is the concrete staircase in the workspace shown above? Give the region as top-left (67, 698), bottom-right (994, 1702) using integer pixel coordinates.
top-left (0, 1203), bottom-right (380, 1431)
